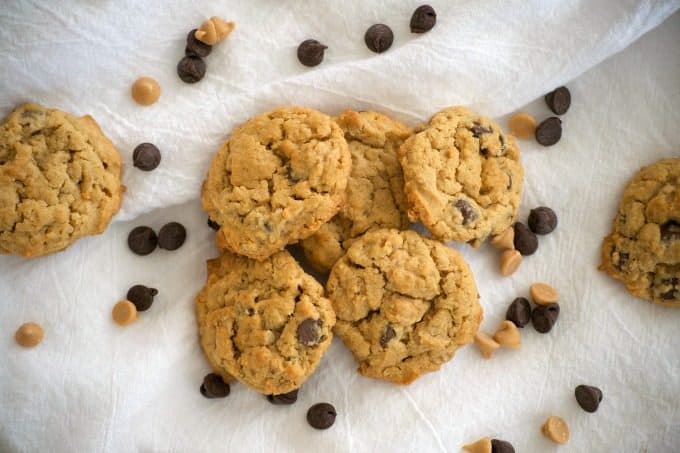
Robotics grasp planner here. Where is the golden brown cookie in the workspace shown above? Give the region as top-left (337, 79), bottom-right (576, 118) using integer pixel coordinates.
top-left (300, 110), bottom-right (412, 272)
top-left (399, 106), bottom-right (523, 246)
top-left (0, 103), bottom-right (123, 257)
top-left (195, 250), bottom-right (336, 394)
top-left (326, 229), bottom-right (482, 384)
top-left (201, 107), bottom-right (351, 260)
top-left (599, 158), bottom-right (680, 307)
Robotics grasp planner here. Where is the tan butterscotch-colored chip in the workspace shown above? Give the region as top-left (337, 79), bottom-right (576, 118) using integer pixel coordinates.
top-left (493, 320), bottom-right (521, 349)
top-left (490, 227), bottom-right (514, 250)
top-left (195, 16), bottom-right (235, 45)
top-left (508, 112), bottom-right (537, 140)
top-left (112, 300), bottom-right (138, 326)
top-left (15, 322), bottom-right (44, 348)
top-left (500, 249), bottom-right (522, 276)
top-left (463, 437), bottom-right (492, 453)
top-left (530, 282), bottom-right (559, 305)
top-left (131, 77), bottom-right (161, 106)
top-left (474, 332), bottom-right (500, 359)
top-left (541, 415), bottom-right (570, 444)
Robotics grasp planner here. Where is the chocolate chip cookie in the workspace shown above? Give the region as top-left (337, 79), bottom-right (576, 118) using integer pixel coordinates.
top-left (399, 106), bottom-right (523, 246)
top-left (201, 107), bottom-right (351, 260)
top-left (0, 103), bottom-right (123, 257)
top-left (326, 229), bottom-right (482, 384)
top-left (600, 158), bottom-right (680, 307)
top-left (195, 250), bottom-right (336, 394)
top-left (300, 110), bottom-right (412, 272)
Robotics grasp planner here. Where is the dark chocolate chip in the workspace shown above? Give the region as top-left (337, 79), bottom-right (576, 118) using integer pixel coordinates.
top-left (545, 86), bottom-right (571, 115)
top-left (531, 303), bottom-right (560, 333)
top-left (471, 123), bottom-right (492, 138)
top-left (307, 403), bottom-right (336, 429)
top-left (267, 389), bottom-right (299, 405)
top-left (132, 143), bottom-right (161, 171)
top-left (528, 206), bottom-right (558, 235)
top-left (410, 5), bottom-right (437, 33)
top-left (535, 117), bottom-right (562, 146)
top-left (575, 384), bottom-right (603, 413)
top-left (157, 222), bottom-right (186, 250)
top-left (380, 325), bottom-right (396, 347)
top-left (126, 284), bottom-right (158, 311)
top-left (297, 318), bottom-right (321, 346)
top-left (177, 55), bottom-right (206, 83)
top-left (506, 297), bottom-right (531, 328)
top-left (297, 39), bottom-right (327, 67)
top-left (491, 439), bottom-right (515, 453)
top-left (513, 222), bottom-right (538, 256)
top-left (660, 220), bottom-right (680, 241)
top-left (617, 251), bottom-right (629, 269)
top-left (364, 24), bottom-right (394, 53)
top-left (200, 373), bottom-right (230, 398)
top-left (661, 289), bottom-right (677, 300)
top-left (455, 199), bottom-right (478, 225)
top-left (207, 218), bottom-right (220, 231)
top-left (185, 28), bottom-right (212, 58)
top-left (128, 226), bottom-right (158, 256)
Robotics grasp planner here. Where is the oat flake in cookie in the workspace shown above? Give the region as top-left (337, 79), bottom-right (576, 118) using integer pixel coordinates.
top-left (0, 103), bottom-right (123, 257)
top-left (195, 250), bottom-right (336, 395)
top-left (326, 229), bottom-right (482, 384)
top-left (201, 107), bottom-right (351, 260)
top-left (599, 158), bottom-right (680, 307)
top-left (399, 106), bottom-right (524, 246)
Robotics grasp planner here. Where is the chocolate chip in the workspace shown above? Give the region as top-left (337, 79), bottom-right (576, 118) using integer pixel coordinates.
top-left (506, 297), bottom-right (531, 328)
top-left (491, 439), bottom-right (515, 453)
top-left (455, 199), bottom-right (478, 225)
top-left (297, 39), bottom-right (327, 67)
top-left (132, 143), bottom-right (161, 171)
top-left (364, 24), bottom-right (393, 53)
top-left (471, 123), bottom-right (492, 138)
top-left (528, 206), bottom-right (558, 235)
top-left (126, 284), bottom-right (158, 311)
top-left (297, 318), bottom-right (321, 346)
top-left (410, 5), bottom-right (437, 33)
top-left (513, 222), bottom-right (538, 256)
top-left (177, 55), bottom-right (206, 83)
top-left (185, 28), bottom-right (212, 57)
top-left (380, 325), bottom-right (396, 347)
top-left (535, 117), bottom-right (562, 146)
top-left (575, 384), bottom-right (603, 413)
top-left (128, 226), bottom-right (158, 255)
top-left (617, 251), bottom-right (629, 269)
top-left (157, 222), bottom-right (186, 250)
top-left (545, 86), bottom-right (571, 115)
top-left (531, 303), bottom-right (560, 333)
top-left (660, 220), bottom-right (680, 241)
top-left (307, 403), bottom-right (336, 429)
top-left (267, 389), bottom-right (299, 405)
top-left (207, 218), bottom-right (220, 231)
top-left (200, 373), bottom-right (230, 398)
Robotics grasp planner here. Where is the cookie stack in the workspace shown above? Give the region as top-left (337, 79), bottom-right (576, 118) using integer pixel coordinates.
top-left (196, 105), bottom-right (524, 394)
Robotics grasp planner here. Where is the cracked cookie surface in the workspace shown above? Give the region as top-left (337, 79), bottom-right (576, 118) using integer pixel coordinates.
top-left (201, 106), bottom-right (351, 260)
top-left (600, 158), bottom-right (680, 307)
top-left (300, 110), bottom-right (412, 272)
top-left (326, 229), bottom-right (482, 384)
top-left (195, 250), bottom-right (336, 394)
top-left (0, 103), bottom-right (123, 257)
top-left (398, 106), bottom-right (523, 246)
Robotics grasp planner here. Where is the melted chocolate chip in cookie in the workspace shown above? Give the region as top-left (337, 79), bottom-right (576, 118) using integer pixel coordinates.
top-left (660, 220), bottom-right (680, 241)
top-left (297, 318), bottom-right (322, 346)
top-left (455, 199), bottom-right (478, 225)
top-left (471, 123), bottom-right (492, 138)
top-left (379, 325), bottom-right (396, 347)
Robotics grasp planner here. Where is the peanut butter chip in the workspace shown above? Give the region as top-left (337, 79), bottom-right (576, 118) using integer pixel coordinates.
top-left (131, 77), bottom-right (161, 106)
top-left (490, 227), bottom-right (514, 250)
top-left (530, 282), bottom-right (559, 305)
top-left (112, 300), bottom-right (138, 326)
top-left (15, 322), bottom-right (44, 348)
top-left (541, 415), bottom-right (570, 444)
top-left (195, 16), bottom-right (235, 45)
top-left (493, 320), bottom-right (521, 349)
top-left (474, 332), bottom-right (500, 359)
top-left (463, 437), bottom-right (492, 453)
top-left (508, 112), bottom-right (537, 139)
top-left (500, 249), bottom-right (522, 276)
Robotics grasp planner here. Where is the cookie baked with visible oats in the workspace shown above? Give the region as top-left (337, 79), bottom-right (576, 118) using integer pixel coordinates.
top-left (0, 103), bottom-right (123, 257)
top-left (326, 229), bottom-right (482, 384)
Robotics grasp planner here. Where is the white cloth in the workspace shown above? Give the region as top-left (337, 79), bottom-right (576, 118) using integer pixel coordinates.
top-left (1, 1), bottom-right (679, 452)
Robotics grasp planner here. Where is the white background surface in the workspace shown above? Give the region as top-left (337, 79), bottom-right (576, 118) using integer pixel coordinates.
top-left (1, 1), bottom-right (679, 452)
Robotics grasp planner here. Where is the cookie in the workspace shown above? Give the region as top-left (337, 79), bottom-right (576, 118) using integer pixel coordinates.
top-left (195, 250), bottom-right (336, 394)
top-left (599, 158), bottom-right (680, 307)
top-left (326, 229), bottom-right (482, 384)
top-left (300, 110), bottom-right (412, 272)
top-left (0, 103), bottom-right (123, 257)
top-left (398, 106), bottom-right (523, 246)
top-left (201, 106), bottom-right (351, 260)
